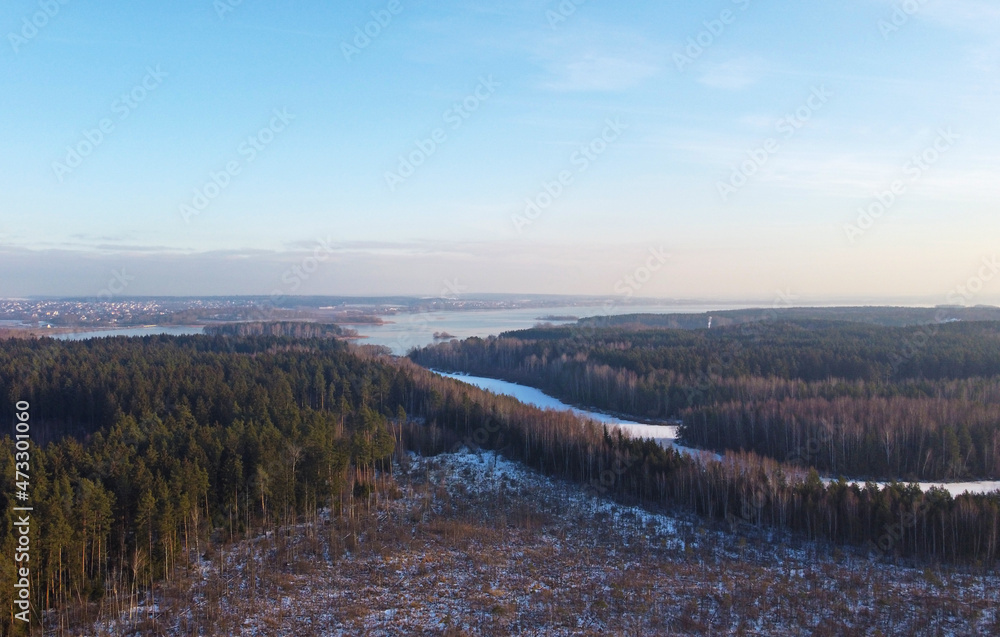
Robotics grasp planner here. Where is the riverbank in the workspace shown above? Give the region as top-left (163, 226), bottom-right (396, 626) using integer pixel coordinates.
top-left (431, 369), bottom-right (1000, 497)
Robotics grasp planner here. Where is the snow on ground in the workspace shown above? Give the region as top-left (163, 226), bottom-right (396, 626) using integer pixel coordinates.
top-left (436, 371), bottom-right (1000, 495)
top-left (824, 477), bottom-right (1000, 497)
top-left (86, 448), bottom-right (1000, 636)
top-left (914, 480), bottom-right (1000, 494)
top-left (434, 371), bottom-right (703, 459)
top-left (418, 448), bottom-right (682, 544)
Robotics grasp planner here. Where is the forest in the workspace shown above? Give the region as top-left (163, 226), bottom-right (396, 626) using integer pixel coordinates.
top-left (203, 320), bottom-right (358, 339)
top-left (411, 318), bottom-right (1000, 480)
top-left (575, 305), bottom-right (1000, 329)
top-left (1, 329), bottom-right (1000, 633)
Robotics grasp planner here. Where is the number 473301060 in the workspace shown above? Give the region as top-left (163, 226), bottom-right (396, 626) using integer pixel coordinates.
top-left (14, 399), bottom-right (30, 498)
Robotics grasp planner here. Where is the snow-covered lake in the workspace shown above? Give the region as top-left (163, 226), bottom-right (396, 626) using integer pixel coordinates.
top-left (433, 371), bottom-right (1000, 497)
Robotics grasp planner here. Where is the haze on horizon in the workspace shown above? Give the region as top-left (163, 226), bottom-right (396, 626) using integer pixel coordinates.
top-left (2, 0), bottom-right (999, 305)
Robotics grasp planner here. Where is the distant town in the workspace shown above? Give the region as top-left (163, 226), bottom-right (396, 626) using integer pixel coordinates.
top-left (0, 294), bottom-right (678, 333)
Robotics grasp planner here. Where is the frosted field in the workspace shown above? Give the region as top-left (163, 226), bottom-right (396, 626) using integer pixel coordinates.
top-left (91, 449), bottom-right (1000, 636)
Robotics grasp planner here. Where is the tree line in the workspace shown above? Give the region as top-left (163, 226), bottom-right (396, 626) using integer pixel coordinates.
top-left (393, 357), bottom-right (1000, 569)
top-left (0, 335), bottom-right (400, 632)
top-left (1, 331), bottom-right (999, 633)
top-left (411, 320), bottom-right (1000, 480)
top-left (203, 321), bottom-right (358, 339)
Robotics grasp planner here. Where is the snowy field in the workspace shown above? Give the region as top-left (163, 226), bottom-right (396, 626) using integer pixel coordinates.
top-left (88, 449), bottom-right (1000, 636)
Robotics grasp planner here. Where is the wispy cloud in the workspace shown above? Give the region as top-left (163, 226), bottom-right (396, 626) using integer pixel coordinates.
top-left (541, 53), bottom-right (659, 91)
top-left (870, 0), bottom-right (1000, 74)
top-left (966, 43), bottom-right (1000, 72)
top-left (0, 240), bottom-right (681, 297)
top-left (917, 0), bottom-right (1000, 34)
top-left (697, 56), bottom-right (767, 90)
top-left (529, 24), bottom-right (664, 92)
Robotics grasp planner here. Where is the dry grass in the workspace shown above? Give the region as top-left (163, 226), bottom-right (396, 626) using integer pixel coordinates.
top-left (83, 451), bottom-right (1000, 636)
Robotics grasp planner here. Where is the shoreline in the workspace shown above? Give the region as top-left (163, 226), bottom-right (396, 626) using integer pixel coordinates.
top-left (427, 368), bottom-right (1000, 495)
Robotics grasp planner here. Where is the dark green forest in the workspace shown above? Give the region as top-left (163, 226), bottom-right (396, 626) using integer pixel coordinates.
top-left (575, 306), bottom-right (1000, 329)
top-left (411, 319), bottom-right (1000, 480)
top-left (2, 331), bottom-right (1000, 632)
top-left (203, 321), bottom-right (358, 339)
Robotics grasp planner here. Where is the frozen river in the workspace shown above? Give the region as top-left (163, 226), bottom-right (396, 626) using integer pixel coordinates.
top-left (432, 371), bottom-right (1000, 497)
top-left (433, 371), bottom-right (703, 459)
top-left (44, 320), bottom-right (1000, 497)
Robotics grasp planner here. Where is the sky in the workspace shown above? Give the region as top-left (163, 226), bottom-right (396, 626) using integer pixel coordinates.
top-left (1, 0), bottom-right (999, 303)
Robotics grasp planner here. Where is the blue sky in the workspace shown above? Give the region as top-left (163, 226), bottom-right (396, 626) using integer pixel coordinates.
top-left (2, 0), bottom-right (999, 302)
